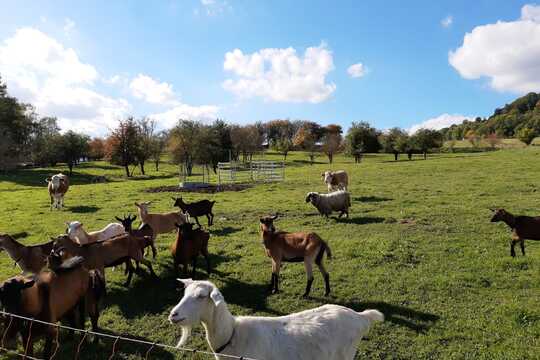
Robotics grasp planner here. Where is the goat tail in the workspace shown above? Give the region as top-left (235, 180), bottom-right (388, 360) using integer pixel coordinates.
top-left (359, 309), bottom-right (384, 323)
top-left (90, 269), bottom-right (106, 301)
top-left (315, 241), bottom-right (332, 265)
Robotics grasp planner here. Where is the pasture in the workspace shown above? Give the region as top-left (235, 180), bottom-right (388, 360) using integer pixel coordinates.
top-left (1, 149), bottom-right (539, 359)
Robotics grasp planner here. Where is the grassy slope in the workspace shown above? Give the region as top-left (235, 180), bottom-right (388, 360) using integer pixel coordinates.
top-left (0, 149), bottom-right (539, 359)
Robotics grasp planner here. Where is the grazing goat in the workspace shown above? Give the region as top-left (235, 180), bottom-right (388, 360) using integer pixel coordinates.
top-left (490, 208), bottom-right (540, 257)
top-left (169, 279), bottom-right (383, 360)
top-left (322, 170), bottom-right (348, 193)
top-left (172, 197), bottom-right (215, 227)
top-left (171, 222), bottom-right (210, 277)
top-left (259, 215), bottom-right (332, 297)
top-left (116, 214), bottom-right (157, 258)
top-left (66, 221), bottom-right (126, 246)
top-left (306, 190), bottom-right (351, 218)
top-left (52, 233), bottom-right (156, 286)
top-left (0, 234), bottom-right (53, 273)
top-left (45, 173), bottom-right (69, 210)
top-left (0, 255), bottom-right (105, 358)
top-left (135, 201), bottom-right (187, 240)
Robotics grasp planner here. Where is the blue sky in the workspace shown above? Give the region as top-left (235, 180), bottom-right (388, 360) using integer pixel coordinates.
top-left (0, 0), bottom-right (538, 136)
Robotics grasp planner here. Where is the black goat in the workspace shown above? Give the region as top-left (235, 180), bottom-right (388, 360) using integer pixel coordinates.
top-left (172, 197), bottom-right (215, 228)
top-left (490, 208), bottom-right (540, 257)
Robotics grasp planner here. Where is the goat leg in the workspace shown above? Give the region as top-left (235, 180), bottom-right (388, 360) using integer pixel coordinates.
top-left (510, 240), bottom-right (517, 257)
top-left (151, 244), bottom-right (157, 259)
top-left (302, 277), bottom-right (314, 298)
top-left (268, 273), bottom-right (275, 293)
top-left (272, 273), bottom-right (279, 294)
top-left (520, 239), bottom-right (525, 256)
top-left (140, 258), bottom-right (158, 279)
top-left (324, 273), bottom-right (331, 296)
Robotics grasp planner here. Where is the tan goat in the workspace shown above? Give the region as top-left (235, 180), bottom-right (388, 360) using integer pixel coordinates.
top-left (259, 215), bottom-right (332, 298)
top-left (135, 201), bottom-right (187, 240)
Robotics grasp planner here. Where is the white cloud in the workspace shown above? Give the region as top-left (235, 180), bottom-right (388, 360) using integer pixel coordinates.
top-left (63, 18), bottom-right (76, 35)
top-left (199, 0), bottom-right (231, 16)
top-left (449, 4), bottom-right (540, 93)
top-left (129, 74), bottom-right (179, 105)
top-left (0, 27), bottom-right (221, 136)
top-left (149, 104), bottom-right (220, 129)
top-left (0, 28), bottom-right (131, 136)
top-left (347, 62), bottom-right (366, 78)
top-left (441, 15), bottom-right (453, 28)
top-left (408, 113), bottom-right (474, 134)
top-left (223, 42), bottom-right (336, 103)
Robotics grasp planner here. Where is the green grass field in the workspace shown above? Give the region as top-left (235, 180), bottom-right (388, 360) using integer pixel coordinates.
top-left (1, 149), bottom-right (540, 359)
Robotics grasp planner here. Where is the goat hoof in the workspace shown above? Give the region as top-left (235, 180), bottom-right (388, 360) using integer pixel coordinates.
top-left (302, 293), bottom-right (309, 299)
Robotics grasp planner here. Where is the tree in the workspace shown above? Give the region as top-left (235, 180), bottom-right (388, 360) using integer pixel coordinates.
top-left (88, 138), bottom-right (106, 160)
top-left (465, 129), bottom-right (481, 148)
top-left (58, 131), bottom-right (89, 175)
top-left (410, 129), bottom-right (443, 159)
top-left (231, 124), bottom-right (264, 162)
top-left (379, 127), bottom-right (408, 160)
top-left (30, 117), bottom-right (62, 166)
top-left (169, 120), bottom-right (201, 176)
top-left (517, 127), bottom-right (538, 145)
top-left (293, 122), bottom-right (322, 164)
top-left (484, 133), bottom-right (501, 149)
top-left (265, 119), bottom-right (294, 146)
top-left (344, 122), bottom-right (381, 163)
top-left (322, 124), bottom-right (342, 164)
top-left (0, 75), bottom-right (34, 170)
top-left (136, 118), bottom-right (156, 175)
top-left (106, 117), bottom-right (141, 177)
top-left (150, 131), bottom-right (168, 171)
top-left (272, 137), bottom-right (293, 160)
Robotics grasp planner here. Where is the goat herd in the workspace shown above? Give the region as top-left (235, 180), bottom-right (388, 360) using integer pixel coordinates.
top-left (1, 169), bottom-right (538, 360)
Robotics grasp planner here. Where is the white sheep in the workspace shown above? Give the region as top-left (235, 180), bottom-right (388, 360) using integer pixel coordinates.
top-left (169, 279), bottom-right (383, 360)
top-left (306, 190), bottom-right (351, 218)
top-left (66, 221), bottom-right (126, 245)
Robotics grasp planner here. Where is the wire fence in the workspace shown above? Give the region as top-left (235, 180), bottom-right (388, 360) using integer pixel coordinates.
top-left (0, 310), bottom-right (259, 360)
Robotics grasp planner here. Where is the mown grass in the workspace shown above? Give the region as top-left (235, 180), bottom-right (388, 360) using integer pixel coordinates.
top-left (1, 149), bottom-right (539, 359)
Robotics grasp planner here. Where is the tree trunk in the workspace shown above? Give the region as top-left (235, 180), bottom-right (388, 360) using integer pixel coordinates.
top-left (124, 164), bottom-right (130, 177)
top-left (155, 160), bottom-right (159, 171)
top-left (140, 161), bottom-right (146, 175)
top-left (309, 154), bottom-right (314, 165)
top-left (328, 153), bottom-right (333, 164)
top-left (423, 151), bottom-right (427, 160)
top-left (68, 162), bottom-right (73, 176)
top-left (394, 152), bottom-right (399, 161)
top-left (283, 152), bottom-right (287, 161)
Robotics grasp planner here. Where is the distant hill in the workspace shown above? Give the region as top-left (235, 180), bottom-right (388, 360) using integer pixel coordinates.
top-left (440, 92), bottom-right (540, 140)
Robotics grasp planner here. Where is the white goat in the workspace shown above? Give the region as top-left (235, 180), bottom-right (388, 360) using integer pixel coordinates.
top-left (169, 279), bottom-right (383, 360)
top-left (322, 170), bottom-right (348, 193)
top-left (306, 190), bottom-right (351, 218)
top-left (66, 221), bottom-right (126, 246)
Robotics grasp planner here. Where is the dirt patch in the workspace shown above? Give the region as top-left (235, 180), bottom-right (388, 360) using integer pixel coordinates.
top-left (144, 184), bottom-right (253, 193)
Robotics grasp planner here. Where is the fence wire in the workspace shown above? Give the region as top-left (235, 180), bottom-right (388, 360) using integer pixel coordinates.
top-left (0, 310), bottom-right (258, 360)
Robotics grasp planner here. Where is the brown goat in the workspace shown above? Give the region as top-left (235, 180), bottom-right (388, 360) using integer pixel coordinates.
top-left (51, 233), bottom-right (156, 286)
top-left (172, 197), bottom-right (215, 227)
top-left (116, 214), bottom-right (156, 259)
top-left (259, 215), bottom-right (332, 298)
top-left (0, 254), bottom-right (105, 358)
top-left (490, 208), bottom-right (540, 257)
top-left (0, 234), bottom-right (53, 273)
top-left (171, 222), bottom-right (210, 277)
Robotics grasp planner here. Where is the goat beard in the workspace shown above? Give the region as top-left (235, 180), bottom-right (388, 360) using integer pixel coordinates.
top-left (176, 326), bottom-right (192, 348)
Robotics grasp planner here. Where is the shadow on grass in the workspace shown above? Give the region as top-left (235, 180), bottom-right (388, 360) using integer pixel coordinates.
top-left (218, 277), bottom-right (286, 316)
top-left (0, 169), bottom-right (97, 187)
top-left (354, 196), bottom-right (393, 203)
top-left (127, 174), bottom-right (177, 181)
top-left (69, 205), bottom-right (100, 214)
top-left (288, 159), bottom-right (327, 166)
top-left (49, 326), bottom-right (176, 360)
top-left (210, 226), bottom-right (242, 236)
top-left (335, 216), bottom-right (386, 225)
top-left (105, 252), bottom-right (241, 318)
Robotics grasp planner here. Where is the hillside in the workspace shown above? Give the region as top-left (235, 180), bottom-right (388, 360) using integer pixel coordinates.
top-left (440, 92), bottom-right (540, 140)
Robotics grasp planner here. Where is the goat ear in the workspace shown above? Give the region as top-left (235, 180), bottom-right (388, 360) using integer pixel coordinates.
top-left (489, 208), bottom-right (496, 212)
top-left (176, 278), bottom-right (193, 288)
top-left (209, 287), bottom-right (224, 307)
top-left (271, 215), bottom-right (278, 220)
top-left (134, 202), bottom-right (140, 207)
top-left (45, 177), bottom-right (51, 183)
top-left (131, 215), bottom-right (137, 221)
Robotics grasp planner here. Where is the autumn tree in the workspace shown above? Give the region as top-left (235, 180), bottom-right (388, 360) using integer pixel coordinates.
top-left (293, 121), bottom-right (323, 164)
top-left (231, 124), bottom-right (264, 162)
top-left (150, 130), bottom-right (168, 171)
top-left (484, 133), bottom-right (501, 149)
top-left (106, 117), bottom-right (141, 177)
top-left (136, 118), bottom-right (156, 175)
top-left (88, 138), bottom-right (106, 160)
top-left (322, 124), bottom-right (343, 164)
